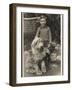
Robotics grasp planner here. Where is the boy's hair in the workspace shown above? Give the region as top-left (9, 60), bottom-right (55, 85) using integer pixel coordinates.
top-left (40, 15), bottom-right (47, 21)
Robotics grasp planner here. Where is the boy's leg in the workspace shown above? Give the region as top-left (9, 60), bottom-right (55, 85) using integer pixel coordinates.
top-left (41, 60), bottom-right (46, 73)
top-left (34, 61), bottom-right (42, 75)
top-left (38, 60), bottom-right (41, 71)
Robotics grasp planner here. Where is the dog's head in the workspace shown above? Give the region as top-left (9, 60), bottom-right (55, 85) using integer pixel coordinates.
top-left (31, 37), bottom-right (44, 52)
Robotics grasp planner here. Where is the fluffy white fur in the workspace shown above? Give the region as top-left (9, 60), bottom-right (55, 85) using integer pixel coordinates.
top-left (31, 37), bottom-right (49, 75)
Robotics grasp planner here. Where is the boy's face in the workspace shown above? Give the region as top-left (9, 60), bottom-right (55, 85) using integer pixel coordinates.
top-left (40, 18), bottom-right (46, 27)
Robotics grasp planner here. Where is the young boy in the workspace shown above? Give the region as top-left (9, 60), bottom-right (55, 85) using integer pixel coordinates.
top-left (36, 15), bottom-right (52, 47)
top-left (35, 15), bottom-right (52, 72)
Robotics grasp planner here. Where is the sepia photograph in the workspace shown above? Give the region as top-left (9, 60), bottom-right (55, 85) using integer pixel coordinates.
top-left (9, 3), bottom-right (70, 86)
top-left (21, 13), bottom-right (62, 77)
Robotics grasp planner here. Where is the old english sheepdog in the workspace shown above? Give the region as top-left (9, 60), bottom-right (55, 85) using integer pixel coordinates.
top-left (31, 37), bottom-right (50, 75)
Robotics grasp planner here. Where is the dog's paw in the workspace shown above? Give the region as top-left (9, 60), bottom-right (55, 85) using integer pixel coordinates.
top-left (42, 70), bottom-right (46, 73)
top-left (36, 71), bottom-right (42, 75)
top-left (26, 68), bottom-right (36, 74)
top-left (29, 69), bottom-right (36, 74)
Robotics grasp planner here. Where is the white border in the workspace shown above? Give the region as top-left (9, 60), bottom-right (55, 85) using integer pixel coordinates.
top-left (16, 7), bottom-right (68, 83)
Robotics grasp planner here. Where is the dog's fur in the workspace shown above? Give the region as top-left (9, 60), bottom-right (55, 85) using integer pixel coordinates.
top-left (31, 37), bottom-right (50, 75)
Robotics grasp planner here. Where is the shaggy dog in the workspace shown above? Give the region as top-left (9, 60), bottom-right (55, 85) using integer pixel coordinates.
top-left (31, 37), bottom-right (50, 75)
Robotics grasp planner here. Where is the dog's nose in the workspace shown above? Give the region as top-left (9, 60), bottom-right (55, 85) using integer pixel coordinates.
top-left (41, 46), bottom-right (43, 49)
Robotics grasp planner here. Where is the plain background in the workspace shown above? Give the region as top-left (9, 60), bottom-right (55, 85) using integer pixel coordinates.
top-left (0, 0), bottom-right (71, 90)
